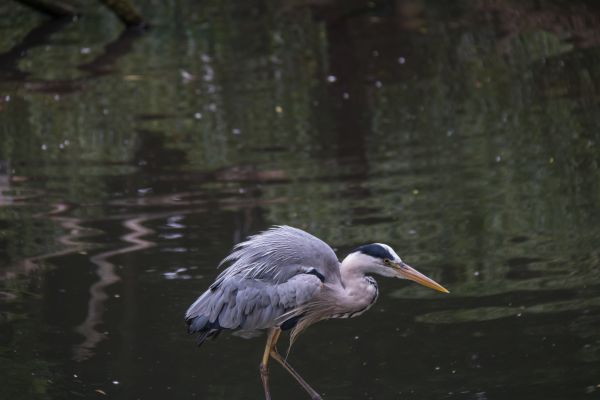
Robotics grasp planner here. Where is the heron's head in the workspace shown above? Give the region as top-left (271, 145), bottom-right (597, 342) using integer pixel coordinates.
top-left (346, 243), bottom-right (449, 293)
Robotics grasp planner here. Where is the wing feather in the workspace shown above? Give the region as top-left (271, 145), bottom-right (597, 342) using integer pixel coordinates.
top-left (214, 226), bottom-right (341, 286)
top-left (186, 274), bottom-right (322, 337)
top-left (185, 226), bottom-right (340, 344)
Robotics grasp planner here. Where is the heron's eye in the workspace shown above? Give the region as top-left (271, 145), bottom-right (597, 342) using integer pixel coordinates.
top-left (383, 258), bottom-right (392, 266)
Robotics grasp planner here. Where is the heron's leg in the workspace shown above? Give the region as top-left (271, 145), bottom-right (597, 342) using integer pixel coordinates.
top-left (260, 328), bottom-right (281, 400)
top-left (270, 348), bottom-right (322, 400)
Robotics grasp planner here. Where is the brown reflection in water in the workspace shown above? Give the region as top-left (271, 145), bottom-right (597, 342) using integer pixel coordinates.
top-left (73, 216), bottom-right (155, 361)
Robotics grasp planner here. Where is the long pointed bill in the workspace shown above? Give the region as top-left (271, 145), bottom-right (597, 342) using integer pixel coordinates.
top-left (394, 262), bottom-right (449, 293)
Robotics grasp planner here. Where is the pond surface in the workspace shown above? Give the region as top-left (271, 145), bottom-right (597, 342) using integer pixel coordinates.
top-left (1, 1), bottom-right (600, 399)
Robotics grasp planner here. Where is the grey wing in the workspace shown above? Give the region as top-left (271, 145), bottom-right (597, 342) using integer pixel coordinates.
top-left (213, 225), bottom-right (341, 285)
top-left (185, 273), bottom-right (322, 344)
top-left (185, 226), bottom-right (340, 344)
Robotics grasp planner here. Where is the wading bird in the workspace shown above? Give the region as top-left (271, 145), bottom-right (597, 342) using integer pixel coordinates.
top-left (185, 226), bottom-right (449, 399)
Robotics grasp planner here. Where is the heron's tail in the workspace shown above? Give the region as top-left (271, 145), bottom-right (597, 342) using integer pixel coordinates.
top-left (185, 291), bottom-right (223, 346)
top-left (185, 314), bottom-right (223, 346)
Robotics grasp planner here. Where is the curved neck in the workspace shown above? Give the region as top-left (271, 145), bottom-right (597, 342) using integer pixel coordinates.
top-left (340, 252), bottom-right (377, 283)
top-left (337, 253), bottom-right (381, 315)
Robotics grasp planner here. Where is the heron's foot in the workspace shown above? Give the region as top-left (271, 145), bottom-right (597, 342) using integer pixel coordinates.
top-left (270, 348), bottom-right (322, 400)
top-left (260, 362), bottom-right (271, 400)
top-left (260, 328), bottom-right (280, 400)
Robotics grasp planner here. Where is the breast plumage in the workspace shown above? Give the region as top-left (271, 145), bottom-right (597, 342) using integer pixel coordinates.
top-left (330, 276), bottom-right (379, 319)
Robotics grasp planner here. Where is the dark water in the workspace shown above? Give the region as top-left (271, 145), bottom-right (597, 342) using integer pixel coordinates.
top-left (1, 1), bottom-right (600, 399)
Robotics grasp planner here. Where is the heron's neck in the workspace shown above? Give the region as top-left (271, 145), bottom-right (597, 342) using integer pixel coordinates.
top-left (337, 253), bottom-right (380, 315)
top-left (339, 252), bottom-right (378, 285)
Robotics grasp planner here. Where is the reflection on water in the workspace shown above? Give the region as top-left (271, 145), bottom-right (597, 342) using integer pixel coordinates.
top-left (74, 215), bottom-right (155, 362)
top-left (1, 0), bottom-right (600, 399)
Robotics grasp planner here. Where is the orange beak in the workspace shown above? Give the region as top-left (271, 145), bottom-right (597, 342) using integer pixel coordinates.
top-left (393, 262), bottom-right (449, 293)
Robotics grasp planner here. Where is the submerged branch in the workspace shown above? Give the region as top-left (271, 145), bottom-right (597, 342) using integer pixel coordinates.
top-left (98, 0), bottom-right (148, 28)
top-left (14, 0), bottom-right (78, 18)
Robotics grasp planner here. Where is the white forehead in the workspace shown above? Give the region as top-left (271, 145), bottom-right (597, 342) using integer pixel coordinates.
top-left (375, 243), bottom-right (401, 261)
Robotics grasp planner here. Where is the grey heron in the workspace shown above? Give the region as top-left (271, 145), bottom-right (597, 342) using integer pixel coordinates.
top-left (185, 225), bottom-right (449, 399)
